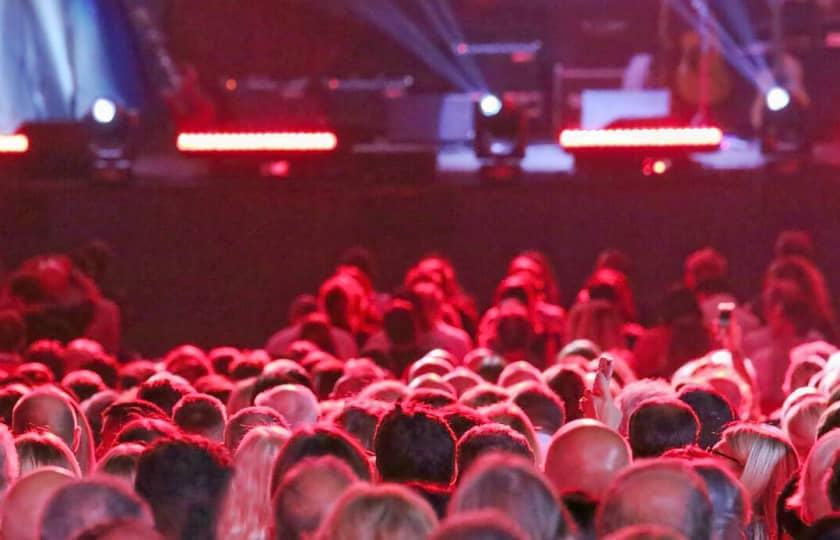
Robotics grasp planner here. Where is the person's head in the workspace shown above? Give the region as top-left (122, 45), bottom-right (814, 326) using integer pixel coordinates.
top-left (331, 401), bottom-right (385, 452)
top-left (0, 423), bottom-right (18, 501)
top-left (440, 405), bottom-right (489, 439)
top-left (691, 459), bottom-right (751, 540)
top-left (628, 398), bottom-right (699, 458)
top-left (215, 426), bottom-right (291, 540)
top-left (544, 419), bottom-right (632, 499)
top-left (432, 510), bottom-right (528, 540)
top-left (544, 364), bottom-right (587, 422)
top-left (117, 361), bottom-right (157, 391)
top-left (273, 456), bottom-right (359, 540)
top-left (96, 443), bottom-right (145, 485)
top-left (443, 368), bottom-right (483, 397)
top-left (1, 467), bottom-right (75, 540)
top-left (450, 453), bottom-right (571, 540)
top-left (765, 255), bottom-right (834, 332)
top-left (456, 424), bottom-right (535, 477)
top-left (775, 230), bottom-right (815, 261)
top-left (764, 282), bottom-right (818, 338)
top-left (374, 404), bottom-right (456, 485)
top-left (358, 380), bottom-right (410, 404)
top-left (23, 340), bottom-right (66, 381)
top-left (271, 425), bottom-right (372, 493)
top-left (81, 390), bottom-right (118, 447)
top-left (78, 353), bottom-right (119, 389)
top-left (223, 406), bottom-right (288, 452)
top-left (62, 370), bottom-right (106, 403)
top-left (136, 373), bottom-right (195, 416)
top-left (254, 360), bottom-right (312, 398)
top-left (98, 400), bottom-right (168, 458)
top-left (12, 388), bottom-right (79, 455)
top-left (566, 300), bottom-right (626, 352)
top-left (173, 393), bottom-right (227, 443)
top-left (684, 247), bottom-right (728, 293)
top-left (617, 379), bottom-right (675, 436)
top-left (677, 385), bottom-right (736, 450)
top-left (164, 345), bottom-right (211, 384)
top-left (314, 482), bottom-right (438, 540)
top-left (799, 430), bottom-right (840, 523)
top-left (254, 384), bottom-right (319, 430)
top-left (0, 309), bottom-right (25, 353)
top-left (785, 395), bottom-right (828, 460)
top-left (14, 432), bottom-right (80, 477)
top-left (116, 418), bottom-right (180, 447)
top-left (0, 384), bottom-right (29, 426)
top-left (383, 299), bottom-right (419, 349)
top-left (785, 356), bottom-right (826, 397)
top-left (597, 459), bottom-right (713, 540)
top-left (714, 423), bottom-right (799, 532)
top-left (38, 477), bottom-right (154, 540)
top-left (480, 402), bottom-right (541, 463)
top-left (134, 436), bottom-right (233, 540)
top-left (193, 375), bottom-right (234, 405)
top-left (511, 381), bottom-right (566, 437)
top-left (208, 347), bottom-right (240, 377)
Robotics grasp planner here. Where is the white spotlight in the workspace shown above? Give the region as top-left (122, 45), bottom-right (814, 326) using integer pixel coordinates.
top-left (479, 94), bottom-right (503, 117)
top-left (92, 98), bottom-right (117, 124)
top-left (765, 86), bottom-right (791, 112)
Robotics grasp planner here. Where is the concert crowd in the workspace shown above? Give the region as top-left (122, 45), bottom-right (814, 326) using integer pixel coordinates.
top-left (0, 231), bottom-right (839, 539)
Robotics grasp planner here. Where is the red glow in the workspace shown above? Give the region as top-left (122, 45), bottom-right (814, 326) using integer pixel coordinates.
top-left (176, 132), bottom-right (338, 153)
top-left (559, 127), bottom-right (723, 149)
top-left (0, 134), bottom-right (29, 154)
top-left (265, 160), bottom-right (290, 177)
top-left (652, 160), bottom-right (668, 174)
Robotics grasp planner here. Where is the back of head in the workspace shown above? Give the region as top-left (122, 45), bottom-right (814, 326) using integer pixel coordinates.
top-left (511, 382), bottom-right (566, 436)
top-left (12, 389), bottom-right (78, 453)
top-left (134, 436), bottom-right (233, 540)
top-left (173, 394), bottom-right (227, 443)
top-left (775, 230), bottom-right (815, 260)
top-left (136, 374), bottom-right (194, 416)
top-left (431, 510), bottom-right (528, 540)
top-left (597, 459), bottom-right (713, 540)
top-left (254, 384), bottom-right (319, 429)
top-left (15, 432), bottom-right (80, 477)
top-left (271, 425), bottom-right (371, 493)
top-left (691, 459), bottom-right (750, 540)
top-left (678, 385), bottom-right (736, 450)
top-left (603, 524), bottom-right (689, 540)
top-left (628, 398), bottom-right (699, 458)
top-left (450, 453), bottom-right (570, 540)
top-left (39, 477), bottom-right (153, 540)
top-left (0, 424), bottom-right (18, 501)
top-left (224, 406), bottom-right (288, 452)
top-left (785, 396), bottom-right (828, 459)
top-left (273, 456), bottom-right (358, 540)
top-left (314, 482), bottom-right (438, 540)
top-left (544, 419), bottom-right (631, 499)
top-left (456, 424), bottom-right (535, 478)
top-left (684, 247), bottom-right (728, 292)
top-left (331, 401), bottom-right (385, 452)
top-left (71, 519), bottom-right (164, 540)
top-left (566, 300), bottom-right (625, 352)
top-left (96, 443), bottom-right (145, 485)
top-left (544, 364), bottom-right (587, 422)
top-left (374, 404), bottom-right (456, 485)
top-left (2, 467), bottom-right (75, 540)
top-left (617, 379), bottom-right (674, 436)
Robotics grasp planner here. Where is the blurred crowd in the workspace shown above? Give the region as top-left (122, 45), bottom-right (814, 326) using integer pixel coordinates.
top-left (0, 231), bottom-right (838, 539)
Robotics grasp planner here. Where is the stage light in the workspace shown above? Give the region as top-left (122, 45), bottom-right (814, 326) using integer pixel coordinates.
top-left (176, 132), bottom-right (339, 153)
top-left (652, 159), bottom-right (669, 174)
top-left (479, 94), bottom-right (503, 117)
top-left (92, 98), bottom-right (118, 124)
top-left (559, 127), bottom-right (723, 149)
top-left (0, 134), bottom-right (29, 154)
top-left (765, 87), bottom-right (791, 112)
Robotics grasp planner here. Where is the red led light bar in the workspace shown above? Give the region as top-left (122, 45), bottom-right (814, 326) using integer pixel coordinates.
top-left (176, 132), bottom-right (338, 153)
top-left (559, 127), bottom-right (723, 150)
top-left (0, 134), bottom-right (29, 154)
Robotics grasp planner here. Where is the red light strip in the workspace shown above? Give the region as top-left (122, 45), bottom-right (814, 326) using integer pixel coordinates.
top-left (176, 132), bottom-right (338, 153)
top-left (559, 127), bottom-right (723, 149)
top-left (0, 134), bottom-right (29, 154)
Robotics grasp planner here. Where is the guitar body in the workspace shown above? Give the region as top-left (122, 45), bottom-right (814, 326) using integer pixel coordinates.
top-left (674, 31), bottom-right (733, 107)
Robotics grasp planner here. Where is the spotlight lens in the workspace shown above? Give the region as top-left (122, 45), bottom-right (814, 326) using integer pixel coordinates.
top-left (92, 98), bottom-right (117, 124)
top-left (479, 94), bottom-right (503, 117)
top-left (766, 87), bottom-right (791, 112)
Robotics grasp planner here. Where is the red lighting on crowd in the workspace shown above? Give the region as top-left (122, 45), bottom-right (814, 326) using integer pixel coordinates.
top-left (0, 134), bottom-right (29, 154)
top-left (559, 127), bottom-right (723, 149)
top-left (176, 132), bottom-right (338, 153)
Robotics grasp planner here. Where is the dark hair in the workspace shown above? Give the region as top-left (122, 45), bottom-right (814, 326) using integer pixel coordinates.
top-left (678, 385), bottom-right (735, 450)
top-left (229, 355), bottom-right (268, 381)
top-left (271, 425), bottom-right (372, 493)
top-left (331, 401), bottom-right (384, 452)
top-left (374, 404), bottom-right (456, 486)
top-left (311, 358), bottom-right (344, 401)
top-left (116, 418), bottom-right (180, 446)
top-left (511, 382), bottom-right (566, 435)
top-left (253, 360), bottom-right (312, 399)
top-left (628, 398), bottom-right (699, 458)
top-left (193, 375), bottom-right (234, 405)
top-left (118, 361), bottom-right (157, 391)
top-left (79, 354), bottom-right (119, 388)
top-left (440, 405), bottom-right (489, 440)
top-left (173, 394), bottom-right (226, 440)
top-left (802, 514), bottom-right (840, 540)
top-left (136, 375), bottom-right (194, 416)
top-left (384, 299), bottom-right (418, 347)
top-left (826, 453), bottom-right (840, 511)
top-left (164, 347), bottom-right (211, 384)
top-left (99, 400), bottom-right (169, 458)
top-left (692, 459), bottom-right (750, 540)
top-left (0, 384), bottom-right (27, 425)
top-left (460, 385), bottom-right (509, 409)
top-left (457, 424), bottom-right (535, 478)
top-left (405, 388), bottom-right (457, 409)
top-left (544, 365), bottom-right (586, 422)
top-left (39, 478), bottom-right (152, 540)
top-left (62, 370), bottom-right (106, 403)
top-left (23, 340), bottom-right (67, 380)
top-left (208, 347), bottom-right (240, 376)
top-left (224, 406), bottom-right (288, 451)
top-left (134, 436), bottom-right (233, 540)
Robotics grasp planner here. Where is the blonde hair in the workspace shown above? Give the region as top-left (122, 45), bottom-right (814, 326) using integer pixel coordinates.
top-left (718, 424), bottom-right (798, 535)
top-left (216, 426), bottom-right (290, 540)
top-left (314, 483), bottom-right (438, 540)
top-left (798, 429), bottom-right (840, 523)
top-left (14, 432), bottom-right (81, 477)
top-left (783, 396), bottom-right (827, 459)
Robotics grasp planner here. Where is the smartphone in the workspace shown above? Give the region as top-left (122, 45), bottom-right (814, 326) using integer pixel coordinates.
top-left (597, 354), bottom-right (614, 381)
top-left (718, 302), bottom-right (736, 329)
